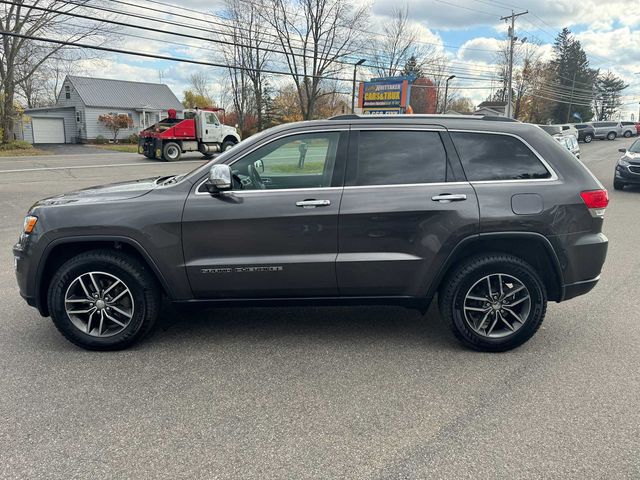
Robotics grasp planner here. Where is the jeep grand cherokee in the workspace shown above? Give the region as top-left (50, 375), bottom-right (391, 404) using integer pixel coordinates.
top-left (14, 115), bottom-right (609, 352)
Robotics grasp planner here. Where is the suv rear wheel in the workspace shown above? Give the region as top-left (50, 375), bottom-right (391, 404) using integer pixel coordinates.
top-left (439, 254), bottom-right (547, 352)
top-left (47, 250), bottom-right (161, 350)
top-left (583, 133), bottom-right (593, 143)
top-left (607, 132), bottom-right (617, 141)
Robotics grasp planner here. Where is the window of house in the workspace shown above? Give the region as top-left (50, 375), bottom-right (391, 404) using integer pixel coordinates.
top-left (451, 132), bottom-right (551, 181)
top-left (65, 85), bottom-right (70, 99)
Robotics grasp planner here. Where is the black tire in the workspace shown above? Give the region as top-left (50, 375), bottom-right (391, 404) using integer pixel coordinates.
top-left (613, 179), bottom-right (625, 190)
top-left (624, 130), bottom-right (632, 138)
top-left (162, 142), bottom-right (182, 161)
top-left (583, 134), bottom-right (593, 143)
top-left (203, 153), bottom-right (214, 160)
top-left (221, 140), bottom-right (236, 152)
top-left (607, 132), bottom-right (617, 141)
top-left (47, 250), bottom-right (161, 351)
top-left (439, 253), bottom-right (547, 352)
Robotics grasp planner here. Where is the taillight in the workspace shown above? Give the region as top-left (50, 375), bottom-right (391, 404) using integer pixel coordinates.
top-left (580, 189), bottom-right (609, 217)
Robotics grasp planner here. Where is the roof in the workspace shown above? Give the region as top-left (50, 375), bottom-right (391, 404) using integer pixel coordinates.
top-left (65, 75), bottom-right (183, 110)
top-left (25, 106), bottom-right (75, 112)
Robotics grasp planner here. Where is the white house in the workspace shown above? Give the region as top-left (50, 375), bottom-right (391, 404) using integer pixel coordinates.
top-left (21, 76), bottom-right (184, 144)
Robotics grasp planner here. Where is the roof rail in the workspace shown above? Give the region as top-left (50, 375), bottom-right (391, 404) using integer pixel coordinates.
top-left (328, 113), bottom-right (519, 122)
top-left (328, 114), bottom-right (360, 120)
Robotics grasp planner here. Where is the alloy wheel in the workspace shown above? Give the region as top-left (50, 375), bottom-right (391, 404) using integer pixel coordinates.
top-left (462, 273), bottom-right (531, 339)
top-left (64, 271), bottom-right (135, 337)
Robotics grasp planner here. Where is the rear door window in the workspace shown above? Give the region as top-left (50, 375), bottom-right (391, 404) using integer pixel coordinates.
top-left (451, 132), bottom-right (551, 181)
top-left (350, 130), bottom-right (448, 186)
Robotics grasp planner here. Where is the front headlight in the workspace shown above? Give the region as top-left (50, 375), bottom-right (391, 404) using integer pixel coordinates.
top-left (619, 158), bottom-right (630, 167)
top-left (23, 215), bottom-right (37, 234)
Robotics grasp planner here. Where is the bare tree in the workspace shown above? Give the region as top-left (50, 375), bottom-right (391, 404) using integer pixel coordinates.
top-left (220, 0), bottom-right (271, 131)
top-left (373, 5), bottom-right (433, 78)
top-left (188, 72), bottom-right (212, 98)
top-left (0, 0), bottom-right (113, 142)
top-left (260, 0), bottom-right (368, 120)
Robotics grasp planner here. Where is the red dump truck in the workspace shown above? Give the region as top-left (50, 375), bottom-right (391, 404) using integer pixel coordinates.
top-left (138, 108), bottom-right (241, 161)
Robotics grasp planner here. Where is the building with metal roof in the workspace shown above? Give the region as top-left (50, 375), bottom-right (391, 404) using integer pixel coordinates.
top-left (21, 76), bottom-right (183, 144)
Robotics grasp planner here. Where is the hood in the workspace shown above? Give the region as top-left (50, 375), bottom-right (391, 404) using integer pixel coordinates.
top-left (32, 176), bottom-right (162, 208)
top-left (623, 151), bottom-right (640, 164)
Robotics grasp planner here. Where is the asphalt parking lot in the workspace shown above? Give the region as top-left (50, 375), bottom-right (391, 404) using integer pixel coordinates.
top-left (1, 140), bottom-right (639, 479)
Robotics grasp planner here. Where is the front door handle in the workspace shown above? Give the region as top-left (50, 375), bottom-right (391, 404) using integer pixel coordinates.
top-left (431, 193), bottom-right (467, 203)
top-left (296, 199), bottom-right (331, 208)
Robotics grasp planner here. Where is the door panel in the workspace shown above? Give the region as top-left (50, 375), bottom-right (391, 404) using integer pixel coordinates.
top-left (337, 183), bottom-right (479, 296)
top-left (182, 188), bottom-right (343, 298)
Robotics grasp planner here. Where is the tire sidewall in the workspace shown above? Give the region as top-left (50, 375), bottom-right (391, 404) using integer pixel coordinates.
top-left (607, 132), bottom-right (616, 140)
top-left (222, 140), bottom-right (236, 152)
top-left (48, 255), bottom-right (150, 350)
top-left (448, 258), bottom-right (547, 351)
top-left (163, 142), bottom-right (181, 161)
top-left (584, 134), bottom-right (592, 143)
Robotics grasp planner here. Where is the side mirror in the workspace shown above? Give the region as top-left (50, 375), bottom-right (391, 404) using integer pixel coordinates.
top-left (254, 159), bottom-right (265, 174)
top-left (618, 148), bottom-right (627, 153)
top-left (205, 164), bottom-right (232, 194)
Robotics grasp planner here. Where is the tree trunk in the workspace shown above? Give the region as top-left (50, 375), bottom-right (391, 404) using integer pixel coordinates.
top-left (2, 71), bottom-right (16, 143)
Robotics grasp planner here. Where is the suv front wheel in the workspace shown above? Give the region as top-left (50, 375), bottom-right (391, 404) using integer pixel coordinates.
top-left (47, 250), bottom-right (161, 350)
top-left (439, 254), bottom-right (547, 352)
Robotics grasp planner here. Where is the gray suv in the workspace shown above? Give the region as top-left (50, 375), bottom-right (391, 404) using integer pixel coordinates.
top-left (14, 115), bottom-right (609, 352)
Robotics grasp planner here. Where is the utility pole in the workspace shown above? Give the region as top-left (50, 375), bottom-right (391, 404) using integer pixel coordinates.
top-left (501, 10), bottom-right (528, 119)
top-left (566, 71), bottom-right (577, 123)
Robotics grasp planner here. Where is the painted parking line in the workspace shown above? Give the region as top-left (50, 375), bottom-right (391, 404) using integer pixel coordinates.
top-left (0, 160), bottom-right (207, 174)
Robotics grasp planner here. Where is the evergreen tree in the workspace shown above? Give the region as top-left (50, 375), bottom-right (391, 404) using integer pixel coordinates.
top-left (594, 71), bottom-right (628, 121)
top-left (401, 56), bottom-right (424, 78)
top-left (549, 28), bottom-right (598, 123)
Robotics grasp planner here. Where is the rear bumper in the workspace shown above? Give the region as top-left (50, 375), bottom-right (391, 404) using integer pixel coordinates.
top-left (551, 231), bottom-right (608, 302)
top-left (561, 276), bottom-right (600, 301)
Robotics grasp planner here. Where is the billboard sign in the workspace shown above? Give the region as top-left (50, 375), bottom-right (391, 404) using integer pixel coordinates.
top-left (358, 76), bottom-right (413, 115)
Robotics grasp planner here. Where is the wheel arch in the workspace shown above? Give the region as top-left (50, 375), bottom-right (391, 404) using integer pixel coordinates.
top-left (428, 232), bottom-right (564, 305)
top-left (35, 236), bottom-right (172, 316)
top-left (222, 134), bottom-right (239, 144)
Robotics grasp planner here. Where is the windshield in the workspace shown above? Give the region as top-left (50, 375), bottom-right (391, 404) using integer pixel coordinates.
top-left (628, 139), bottom-right (640, 153)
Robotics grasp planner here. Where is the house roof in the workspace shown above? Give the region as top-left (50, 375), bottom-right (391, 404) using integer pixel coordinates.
top-left (65, 75), bottom-right (183, 110)
top-left (476, 101), bottom-right (509, 108)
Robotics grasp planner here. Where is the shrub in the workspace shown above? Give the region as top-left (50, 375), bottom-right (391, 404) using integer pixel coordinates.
top-left (0, 140), bottom-right (33, 151)
top-left (95, 135), bottom-right (106, 144)
top-left (128, 133), bottom-right (139, 144)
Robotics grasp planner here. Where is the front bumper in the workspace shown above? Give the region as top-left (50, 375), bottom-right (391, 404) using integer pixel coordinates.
top-left (616, 165), bottom-right (640, 185)
top-left (13, 240), bottom-right (37, 309)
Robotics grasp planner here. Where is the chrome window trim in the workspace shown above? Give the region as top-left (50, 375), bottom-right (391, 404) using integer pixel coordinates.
top-left (194, 128), bottom-right (348, 195)
top-left (343, 181), bottom-right (469, 190)
top-left (447, 129), bottom-right (559, 184)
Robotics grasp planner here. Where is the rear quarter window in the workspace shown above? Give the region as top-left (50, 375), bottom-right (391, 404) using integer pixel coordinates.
top-left (451, 132), bottom-right (551, 181)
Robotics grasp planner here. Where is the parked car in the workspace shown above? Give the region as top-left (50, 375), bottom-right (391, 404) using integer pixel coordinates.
top-left (614, 141), bottom-right (640, 190)
top-left (13, 114), bottom-right (609, 352)
top-left (536, 124), bottom-right (562, 136)
top-left (558, 124), bottom-right (579, 138)
top-left (555, 134), bottom-right (580, 158)
top-left (620, 122), bottom-right (637, 138)
top-left (574, 124), bottom-right (595, 143)
top-left (590, 121), bottom-right (623, 140)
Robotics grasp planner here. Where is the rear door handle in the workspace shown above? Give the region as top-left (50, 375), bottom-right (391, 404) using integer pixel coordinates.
top-left (296, 199), bottom-right (331, 208)
top-left (431, 194), bottom-right (467, 203)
